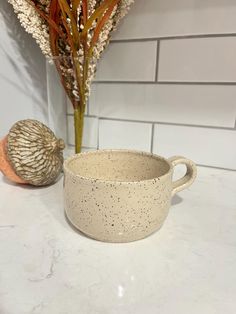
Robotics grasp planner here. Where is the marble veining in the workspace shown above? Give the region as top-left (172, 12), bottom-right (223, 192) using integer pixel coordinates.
top-left (0, 166), bottom-right (236, 314)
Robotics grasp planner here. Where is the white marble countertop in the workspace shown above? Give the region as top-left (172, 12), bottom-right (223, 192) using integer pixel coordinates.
top-left (0, 166), bottom-right (236, 314)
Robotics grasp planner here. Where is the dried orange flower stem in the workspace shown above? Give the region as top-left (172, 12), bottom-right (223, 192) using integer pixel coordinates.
top-left (9, 0), bottom-right (134, 153)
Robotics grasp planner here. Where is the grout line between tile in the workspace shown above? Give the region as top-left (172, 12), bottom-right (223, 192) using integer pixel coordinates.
top-left (93, 81), bottom-right (236, 86)
top-left (67, 114), bottom-right (98, 119)
top-left (197, 164), bottom-right (236, 172)
top-left (84, 114), bottom-right (98, 119)
top-left (94, 81), bottom-right (156, 85)
top-left (68, 115), bottom-right (235, 131)
top-left (87, 98), bottom-right (90, 115)
top-left (83, 146), bottom-right (97, 150)
top-left (111, 33), bottom-right (236, 43)
top-left (155, 41), bottom-right (160, 82)
top-left (96, 118), bottom-right (100, 150)
top-left (150, 124), bottom-right (155, 153)
top-left (157, 81), bottom-right (236, 86)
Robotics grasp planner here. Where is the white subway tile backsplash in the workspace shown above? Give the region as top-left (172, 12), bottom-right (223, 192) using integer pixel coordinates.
top-left (95, 41), bottom-right (157, 82)
top-left (99, 119), bottom-right (152, 151)
top-left (66, 97), bottom-right (74, 115)
top-left (64, 2), bottom-right (236, 170)
top-left (67, 116), bottom-right (98, 148)
top-left (81, 147), bottom-right (97, 152)
top-left (90, 84), bottom-right (236, 128)
top-left (158, 37), bottom-right (236, 82)
top-left (153, 124), bottom-right (236, 169)
top-left (114, 0), bottom-right (236, 40)
top-left (88, 85), bottom-right (100, 116)
top-left (66, 97), bottom-right (73, 114)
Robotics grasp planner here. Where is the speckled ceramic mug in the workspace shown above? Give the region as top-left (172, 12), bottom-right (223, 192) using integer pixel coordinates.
top-left (64, 149), bottom-right (197, 243)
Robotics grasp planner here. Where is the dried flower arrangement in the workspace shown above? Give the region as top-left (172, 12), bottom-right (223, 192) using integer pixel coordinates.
top-left (8, 0), bottom-right (134, 153)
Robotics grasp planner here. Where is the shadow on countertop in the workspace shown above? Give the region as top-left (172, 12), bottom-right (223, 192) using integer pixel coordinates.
top-left (172, 194), bottom-right (183, 206)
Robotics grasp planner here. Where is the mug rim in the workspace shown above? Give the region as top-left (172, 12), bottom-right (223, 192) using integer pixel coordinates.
top-left (63, 149), bottom-right (173, 185)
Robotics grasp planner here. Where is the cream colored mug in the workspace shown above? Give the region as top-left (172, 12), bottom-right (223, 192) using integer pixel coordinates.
top-left (64, 149), bottom-right (197, 243)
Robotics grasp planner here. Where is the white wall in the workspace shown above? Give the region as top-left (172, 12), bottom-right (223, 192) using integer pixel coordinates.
top-left (0, 1), bottom-right (47, 138)
top-left (67, 0), bottom-right (236, 170)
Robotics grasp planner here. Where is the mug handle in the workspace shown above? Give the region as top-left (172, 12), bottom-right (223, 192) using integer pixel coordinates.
top-left (168, 156), bottom-right (197, 196)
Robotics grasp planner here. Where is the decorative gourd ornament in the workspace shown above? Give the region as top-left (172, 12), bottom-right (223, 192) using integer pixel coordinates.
top-left (0, 119), bottom-right (65, 186)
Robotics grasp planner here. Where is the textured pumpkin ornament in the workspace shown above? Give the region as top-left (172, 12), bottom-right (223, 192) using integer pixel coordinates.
top-left (0, 120), bottom-right (65, 186)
